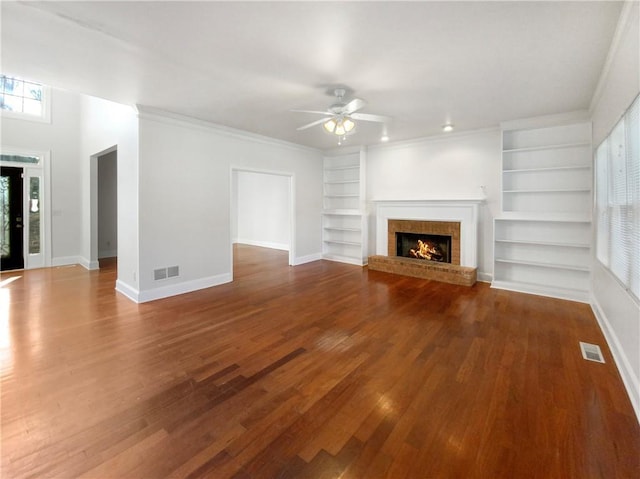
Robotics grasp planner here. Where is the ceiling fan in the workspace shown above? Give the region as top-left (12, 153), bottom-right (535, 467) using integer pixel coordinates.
top-left (292, 88), bottom-right (390, 143)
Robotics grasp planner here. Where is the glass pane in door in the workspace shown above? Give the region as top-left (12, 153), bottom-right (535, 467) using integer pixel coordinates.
top-left (29, 176), bottom-right (40, 254)
top-left (0, 176), bottom-right (9, 256)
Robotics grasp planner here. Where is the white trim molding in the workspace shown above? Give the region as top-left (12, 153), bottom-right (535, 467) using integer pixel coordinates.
top-left (591, 296), bottom-right (640, 423)
top-left (293, 252), bottom-right (322, 266)
top-left (235, 239), bottom-right (289, 251)
top-left (123, 272), bottom-right (233, 303)
top-left (372, 199), bottom-right (484, 268)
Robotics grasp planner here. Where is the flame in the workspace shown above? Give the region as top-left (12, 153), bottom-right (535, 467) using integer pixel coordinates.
top-left (409, 239), bottom-right (444, 262)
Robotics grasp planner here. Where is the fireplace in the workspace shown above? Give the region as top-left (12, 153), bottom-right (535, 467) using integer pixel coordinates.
top-left (396, 232), bottom-right (451, 263)
top-left (368, 200), bottom-right (482, 286)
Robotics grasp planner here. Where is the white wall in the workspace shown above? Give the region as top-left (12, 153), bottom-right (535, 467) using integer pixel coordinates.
top-left (366, 129), bottom-right (502, 279)
top-left (589, 2), bottom-right (640, 420)
top-left (1, 88), bottom-right (82, 264)
top-left (235, 170), bottom-right (290, 251)
top-left (78, 95), bottom-right (139, 294)
top-left (136, 109), bottom-right (323, 301)
top-left (98, 149), bottom-right (117, 258)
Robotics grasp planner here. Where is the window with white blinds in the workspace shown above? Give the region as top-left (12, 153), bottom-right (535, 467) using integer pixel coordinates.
top-left (595, 94), bottom-right (640, 300)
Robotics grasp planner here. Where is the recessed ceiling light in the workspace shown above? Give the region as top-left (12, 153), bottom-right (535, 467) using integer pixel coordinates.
top-left (381, 135), bottom-right (389, 142)
top-left (442, 124), bottom-right (454, 132)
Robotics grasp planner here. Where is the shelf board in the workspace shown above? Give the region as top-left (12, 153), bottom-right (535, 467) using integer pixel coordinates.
top-left (324, 179), bottom-right (360, 184)
top-left (503, 188), bottom-right (590, 193)
top-left (495, 239), bottom-right (590, 249)
top-left (325, 194), bottom-right (360, 198)
top-left (323, 227), bottom-right (361, 232)
top-left (324, 165), bottom-right (359, 171)
top-left (495, 257), bottom-right (589, 272)
top-left (503, 165), bottom-right (591, 173)
top-left (323, 209), bottom-right (363, 216)
top-left (323, 239), bottom-right (361, 246)
top-left (502, 141), bottom-right (591, 154)
top-left (322, 253), bottom-right (366, 267)
top-left (495, 213), bottom-right (591, 223)
top-left (491, 279), bottom-right (589, 303)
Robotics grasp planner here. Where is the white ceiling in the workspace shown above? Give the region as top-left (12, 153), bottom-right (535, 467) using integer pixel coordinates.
top-left (1, 1), bottom-right (622, 150)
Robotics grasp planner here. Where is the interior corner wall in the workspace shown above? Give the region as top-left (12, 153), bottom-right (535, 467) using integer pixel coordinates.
top-left (365, 129), bottom-right (502, 280)
top-left (136, 114), bottom-right (323, 299)
top-left (79, 95), bottom-right (139, 293)
top-left (236, 170), bottom-right (290, 251)
top-left (1, 88), bottom-right (82, 263)
top-left (589, 2), bottom-right (640, 420)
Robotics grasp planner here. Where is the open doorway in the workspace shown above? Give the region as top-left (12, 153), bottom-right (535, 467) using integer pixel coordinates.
top-left (90, 146), bottom-right (118, 270)
top-left (230, 168), bottom-right (295, 275)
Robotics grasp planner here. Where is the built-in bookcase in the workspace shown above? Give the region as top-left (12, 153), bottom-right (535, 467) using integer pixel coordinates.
top-left (492, 120), bottom-right (592, 302)
top-left (322, 149), bottom-right (367, 265)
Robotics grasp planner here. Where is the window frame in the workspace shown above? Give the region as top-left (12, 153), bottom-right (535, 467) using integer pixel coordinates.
top-left (0, 75), bottom-right (51, 124)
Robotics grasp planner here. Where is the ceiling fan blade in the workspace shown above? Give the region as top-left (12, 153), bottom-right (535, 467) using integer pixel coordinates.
top-left (351, 112), bottom-right (391, 123)
top-left (296, 117), bottom-right (331, 131)
top-left (343, 98), bottom-right (366, 114)
top-left (290, 109), bottom-right (332, 116)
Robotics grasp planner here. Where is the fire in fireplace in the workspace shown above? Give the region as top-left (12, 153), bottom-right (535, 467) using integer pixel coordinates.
top-left (395, 232), bottom-right (452, 263)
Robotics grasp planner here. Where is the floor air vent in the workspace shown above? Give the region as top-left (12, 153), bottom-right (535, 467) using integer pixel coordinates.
top-left (579, 342), bottom-right (605, 363)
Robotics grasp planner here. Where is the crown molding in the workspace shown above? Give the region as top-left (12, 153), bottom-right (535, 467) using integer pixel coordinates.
top-left (135, 105), bottom-right (321, 154)
top-left (500, 110), bottom-right (590, 131)
top-left (589, 1), bottom-right (637, 115)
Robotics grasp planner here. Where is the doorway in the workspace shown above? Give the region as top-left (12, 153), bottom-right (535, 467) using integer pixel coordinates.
top-left (230, 168), bottom-right (295, 272)
top-left (0, 166), bottom-right (24, 270)
top-left (89, 146), bottom-right (118, 270)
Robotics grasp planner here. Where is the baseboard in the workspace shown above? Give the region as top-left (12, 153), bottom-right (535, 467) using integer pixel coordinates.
top-left (293, 252), bottom-right (323, 265)
top-left (477, 271), bottom-right (493, 283)
top-left (136, 272), bottom-right (233, 303)
top-left (591, 296), bottom-right (640, 424)
top-left (235, 239), bottom-right (289, 251)
top-left (115, 280), bottom-right (140, 303)
top-left (78, 257), bottom-right (100, 270)
top-left (51, 256), bottom-right (99, 270)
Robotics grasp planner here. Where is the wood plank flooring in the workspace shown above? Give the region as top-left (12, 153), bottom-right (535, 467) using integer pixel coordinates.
top-left (1, 244), bottom-right (639, 478)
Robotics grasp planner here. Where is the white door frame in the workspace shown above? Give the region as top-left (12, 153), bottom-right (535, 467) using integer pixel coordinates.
top-left (89, 145), bottom-right (117, 269)
top-left (0, 146), bottom-right (51, 269)
top-left (230, 167), bottom-right (296, 271)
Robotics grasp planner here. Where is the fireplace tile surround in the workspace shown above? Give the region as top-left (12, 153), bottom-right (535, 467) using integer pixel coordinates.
top-left (368, 199), bottom-right (483, 286)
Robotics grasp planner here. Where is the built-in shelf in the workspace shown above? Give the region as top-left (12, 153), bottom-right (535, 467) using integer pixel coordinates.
top-left (495, 258), bottom-right (589, 272)
top-left (324, 165), bottom-right (359, 171)
top-left (492, 120), bottom-right (592, 303)
top-left (495, 239), bottom-right (589, 249)
top-left (503, 165), bottom-right (591, 173)
top-left (322, 151), bottom-right (367, 266)
top-left (324, 227), bottom-right (361, 232)
top-left (502, 141), bottom-right (591, 154)
top-left (324, 179), bottom-right (360, 184)
top-left (503, 188), bottom-right (591, 193)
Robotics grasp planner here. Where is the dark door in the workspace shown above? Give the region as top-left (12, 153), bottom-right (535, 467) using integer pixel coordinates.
top-left (1, 166), bottom-right (24, 270)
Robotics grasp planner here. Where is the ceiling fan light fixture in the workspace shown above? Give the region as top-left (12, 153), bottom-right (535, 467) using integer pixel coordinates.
top-left (335, 123), bottom-right (346, 136)
top-left (343, 117), bottom-right (355, 133)
top-left (323, 119), bottom-right (337, 133)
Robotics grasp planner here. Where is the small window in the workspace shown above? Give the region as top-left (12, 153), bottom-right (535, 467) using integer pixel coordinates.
top-left (0, 75), bottom-right (50, 122)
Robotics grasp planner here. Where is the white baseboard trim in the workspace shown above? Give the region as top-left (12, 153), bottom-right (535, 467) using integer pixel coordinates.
top-left (115, 280), bottom-right (140, 303)
top-left (52, 256), bottom-right (82, 267)
top-left (78, 257), bottom-right (100, 270)
top-left (98, 249), bottom-right (117, 259)
top-left (591, 297), bottom-right (640, 424)
top-left (293, 252), bottom-right (323, 265)
top-left (477, 272), bottom-right (493, 283)
top-left (136, 272), bottom-right (233, 303)
top-left (235, 239), bottom-right (289, 251)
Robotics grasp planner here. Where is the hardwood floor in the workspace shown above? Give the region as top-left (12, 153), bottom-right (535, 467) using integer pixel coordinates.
top-left (1, 244), bottom-right (639, 478)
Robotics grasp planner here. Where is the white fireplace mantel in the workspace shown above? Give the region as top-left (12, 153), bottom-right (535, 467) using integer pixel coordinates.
top-left (373, 199), bottom-right (484, 268)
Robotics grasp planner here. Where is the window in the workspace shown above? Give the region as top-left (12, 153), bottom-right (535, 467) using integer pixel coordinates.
top-left (595, 94), bottom-right (640, 300)
top-left (0, 75), bottom-right (50, 122)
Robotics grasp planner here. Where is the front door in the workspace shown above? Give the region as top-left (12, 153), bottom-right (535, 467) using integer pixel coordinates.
top-left (1, 166), bottom-right (24, 270)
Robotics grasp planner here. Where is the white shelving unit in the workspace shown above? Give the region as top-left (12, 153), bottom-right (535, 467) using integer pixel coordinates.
top-left (322, 149), bottom-right (367, 266)
top-left (492, 121), bottom-right (592, 302)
